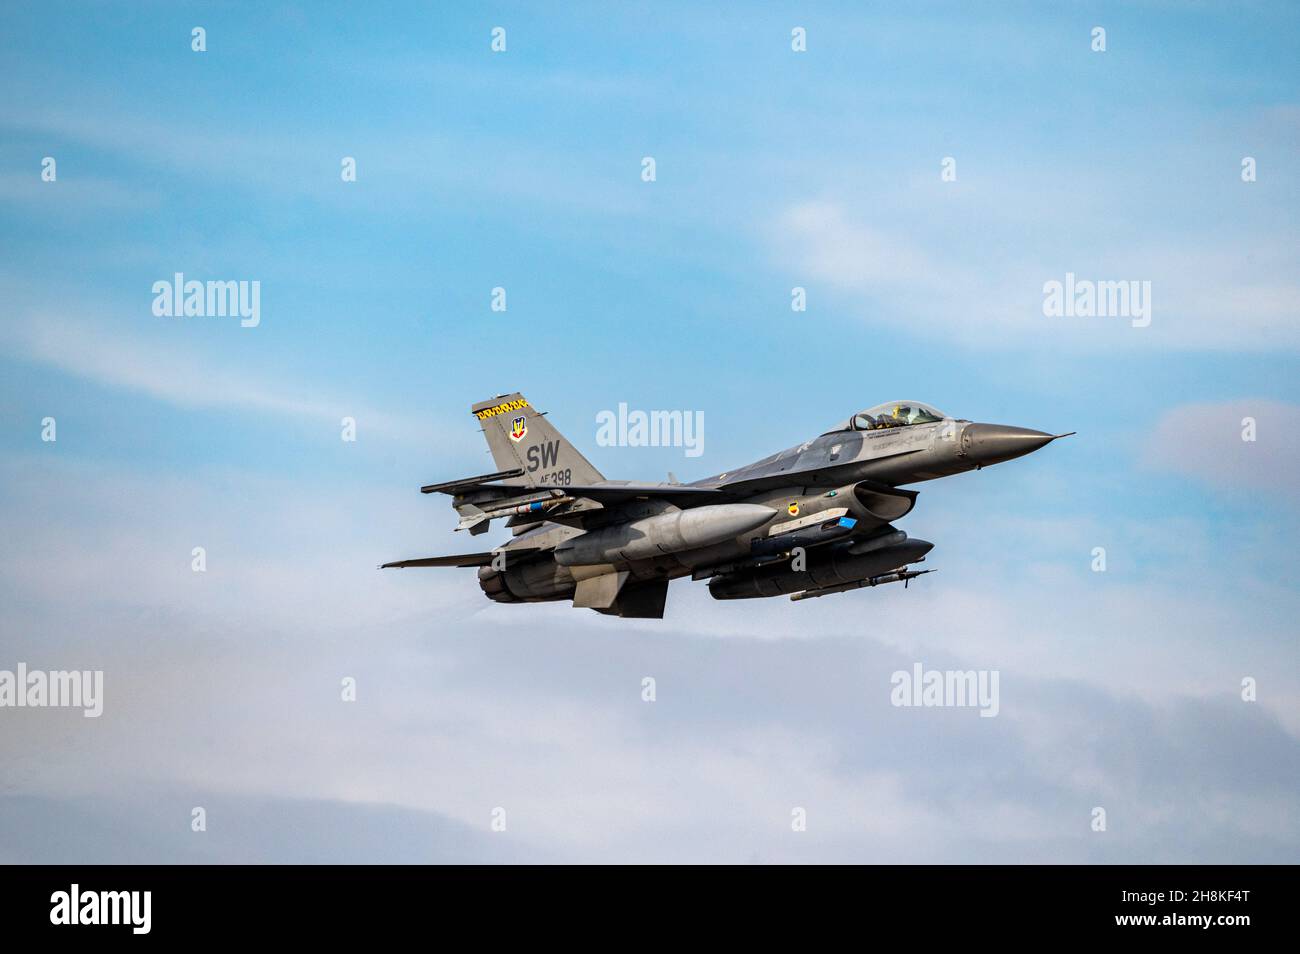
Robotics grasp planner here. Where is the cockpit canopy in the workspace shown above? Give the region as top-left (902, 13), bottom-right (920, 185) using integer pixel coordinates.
top-left (826, 401), bottom-right (948, 434)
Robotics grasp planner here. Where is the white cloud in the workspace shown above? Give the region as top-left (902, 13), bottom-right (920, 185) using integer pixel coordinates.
top-left (773, 201), bottom-right (941, 288)
top-left (1143, 399), bottom-right (1300, 494)
top-left (769, 199), bottom-right (1300, 352)
top-left (1, 311), bottom-right (436, 442)
top-left (2, 456), bottom-right (1296, 862)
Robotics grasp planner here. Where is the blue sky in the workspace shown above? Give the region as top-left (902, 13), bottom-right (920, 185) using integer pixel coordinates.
top-left (1, 2), bottom-right (1297, 862)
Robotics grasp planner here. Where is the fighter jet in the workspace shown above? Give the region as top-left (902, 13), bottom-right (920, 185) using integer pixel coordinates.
top-left (382, 393), bottom-right (1072, 618)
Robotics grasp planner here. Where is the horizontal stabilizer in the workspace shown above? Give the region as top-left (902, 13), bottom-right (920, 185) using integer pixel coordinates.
top-left (380, 547), bottom-right (541, 569)
top-left (420, 468), bottom-right (525, 495)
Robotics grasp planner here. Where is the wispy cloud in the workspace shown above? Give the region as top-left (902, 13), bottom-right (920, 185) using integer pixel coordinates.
top-left (768, 198), bottom-right (1300, 352)
top-left (1, 310), bottom-right (434, 442)
top-left (1143, 399), bottom-right (1300, 494)
top-left (773, 201), bottom-right (941, 289)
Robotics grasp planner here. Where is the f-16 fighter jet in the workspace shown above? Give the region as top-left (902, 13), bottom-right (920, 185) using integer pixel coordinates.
top-left (382, 393), bottom-right (1072, 618)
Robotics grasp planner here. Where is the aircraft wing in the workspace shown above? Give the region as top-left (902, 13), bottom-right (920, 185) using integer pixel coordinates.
top-left (531, 483), bottom-right (724, 505)
top-left (380, 547), bottom-right (543, 569)
top-left (708, 448), bottom-right (924, 496)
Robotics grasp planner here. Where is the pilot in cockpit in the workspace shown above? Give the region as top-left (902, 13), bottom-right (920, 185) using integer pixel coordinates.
top-left (851, 402), bottom-right (946, 431)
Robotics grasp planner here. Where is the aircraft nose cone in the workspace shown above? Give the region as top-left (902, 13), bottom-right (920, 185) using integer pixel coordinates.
top-left (962, 424), bottom-right (1056, 467)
